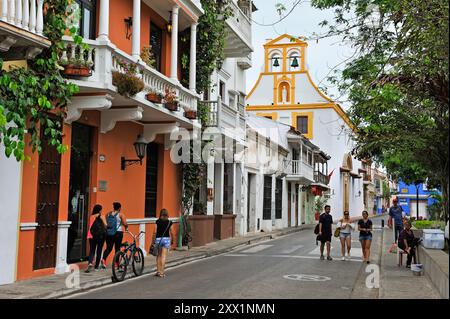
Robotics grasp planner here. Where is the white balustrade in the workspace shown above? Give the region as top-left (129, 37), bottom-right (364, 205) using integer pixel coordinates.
top-left (0, 0), bottom-right (44, 36)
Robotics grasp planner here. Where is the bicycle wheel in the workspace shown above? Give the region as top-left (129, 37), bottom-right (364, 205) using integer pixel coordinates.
top-left (132, 247), bottom-right (145, 276)
top-left (112, 251), bottom-right (127, 282)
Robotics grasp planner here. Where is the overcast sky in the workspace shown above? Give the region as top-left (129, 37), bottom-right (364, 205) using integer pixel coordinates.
top-left (246, 0), bottom-right (354, 108)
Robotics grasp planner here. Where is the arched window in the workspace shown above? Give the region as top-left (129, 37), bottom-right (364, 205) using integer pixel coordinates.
top-left (268, 50), bottom-right (282, 72)
top-left (288, 50), bottom-right (301, 71)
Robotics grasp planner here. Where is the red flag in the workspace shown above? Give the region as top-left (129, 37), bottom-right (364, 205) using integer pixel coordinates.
top-left (327, 168), bottom-right (336, 183)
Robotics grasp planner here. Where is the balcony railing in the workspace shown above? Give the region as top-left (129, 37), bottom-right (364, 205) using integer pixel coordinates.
top-left (60, 37), bottom-right (199, 113)
top-left (228, 0), bottom-right (251, 42)
top-left (0, 0), bottom-right (45, 36)
top-left (284, 159), bottom-right (314, 181)
top-left (314, 171), bottom-right (329, 185)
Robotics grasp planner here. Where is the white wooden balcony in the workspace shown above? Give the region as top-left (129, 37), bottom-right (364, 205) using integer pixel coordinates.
top-left (224, 0), bottom-right (253, 58)
top-left (0, 0), bottom-right (49, 60)
top-left (284, 159), bottom-right (315, 184)
top-left (60, 37), bottom-right (200, 129)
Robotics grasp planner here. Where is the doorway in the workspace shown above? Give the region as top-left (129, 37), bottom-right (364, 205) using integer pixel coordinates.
top-left (288, 183), bottom-right (292, 227)
top-left (67, 123), bottom-right (93, 263)
top-left (247, 173), bottom-right (256, 233)
top-left (33, 122), bottom-right (62, 270)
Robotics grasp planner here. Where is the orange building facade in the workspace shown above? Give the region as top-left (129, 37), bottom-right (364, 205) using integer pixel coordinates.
top-left (12, 0), bottom-right (203, 281)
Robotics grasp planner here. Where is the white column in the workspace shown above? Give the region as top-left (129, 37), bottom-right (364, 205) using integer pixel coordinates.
top-left (97, 0), bottom-right (110, 41)
top-left (189, 22), bottom-right (197, 91)
top-left (15, 0), bottom-right (22, 27)
top-left (170, 5), bottom-right (179, 81)
top-left (54, 221), bottom-right (72, 275)
top-left (8, 0), bottom-right (15, 25)
top-left (131, 0), bottom-right (141, 59)
top-left (1, 0), bottom-right (7, 22)
top-left (35, 0), bottom-right (43, 35)
top-left (29, 0), bottom-right (36, 33)
top-left (22, 0), bottom-right (29, 30)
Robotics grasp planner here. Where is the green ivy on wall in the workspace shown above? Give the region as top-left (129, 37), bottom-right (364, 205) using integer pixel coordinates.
top-left (0, 1), bottom-right (79, 161)
top-left (180, 0), bottom-right (233, 224)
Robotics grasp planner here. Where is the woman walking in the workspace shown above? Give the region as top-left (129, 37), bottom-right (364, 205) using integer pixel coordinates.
top-left (85, 205), bottom-right (107, 273)
top-left (358, 211), bottom-right (373, 264)
top-left (102, 202), bottom-right (128, 267)
top-left (153, 209), bottom-right (174, 278)
top-left (338, 211), bottom-right (354, 261)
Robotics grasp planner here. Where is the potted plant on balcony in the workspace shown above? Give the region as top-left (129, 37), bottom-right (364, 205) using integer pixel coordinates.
top-left (183, 105), bottom-right (197, 120)
top-left (146, 88), bottom-right (164, 104)
top-left (112, 57), bottom-right (145, 98)
top-left (60, 53), bottom-right (93, 77)
top-left (164, 88), bottom-right (179, 111)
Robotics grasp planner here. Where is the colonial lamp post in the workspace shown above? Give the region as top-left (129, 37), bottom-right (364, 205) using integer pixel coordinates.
top-left (121, 135), bottom-right (147, 170)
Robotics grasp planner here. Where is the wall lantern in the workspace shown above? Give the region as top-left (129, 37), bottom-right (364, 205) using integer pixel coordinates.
top-left (166, 11), bottom-right (173, 34)
top-left (291, 56), bottom-right (299, 68)
top-left (121, 135), bottom-right (147, 170)
top-left (272, 57), bottom-right (280, 67)
top-left (124, 17), bottom-right (133, 40)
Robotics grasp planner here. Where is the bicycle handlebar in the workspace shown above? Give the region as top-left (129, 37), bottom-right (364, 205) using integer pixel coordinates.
top-left (125, 230), bottom-right (145, 240)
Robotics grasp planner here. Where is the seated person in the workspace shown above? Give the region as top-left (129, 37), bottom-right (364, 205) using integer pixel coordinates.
top-left (398, 221), bottom-right (421, 268)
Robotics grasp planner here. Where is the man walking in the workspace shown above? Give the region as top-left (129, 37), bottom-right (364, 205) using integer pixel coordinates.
top-left (388, 198), bottom-right (404, 242)
top-left (318, 205), bottom-right (333, 260)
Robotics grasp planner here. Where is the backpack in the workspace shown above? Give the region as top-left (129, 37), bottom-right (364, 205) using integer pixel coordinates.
top-left (106, 212), bottom-right (120, 236)
top-left (90, 216), bottom-right (106, 239)
top-left (314, 223), bottom-right (320, 235)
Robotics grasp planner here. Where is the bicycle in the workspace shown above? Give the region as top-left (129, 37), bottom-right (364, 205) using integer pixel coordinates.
top-left (112, 230), bottom-right (145, 282)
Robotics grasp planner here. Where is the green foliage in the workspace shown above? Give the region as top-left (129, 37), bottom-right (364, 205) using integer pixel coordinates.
top-left (311, 0), bottom-right (449, 220)
top-left (0, 1), bottom-right (79, 161)
top-left (412, 220), bottom-right (445, 230)
top-left (314, 195), bottom-right (328, 212)
top-left (180, 0), bottom-right (233, 221)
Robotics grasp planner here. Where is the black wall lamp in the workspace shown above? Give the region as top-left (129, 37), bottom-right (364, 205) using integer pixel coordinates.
top-left (166, 11), bottom-right (173, 34)
top-left (124, 17), bottom-right (133, 40)
top-left (121, 135), bottom-right (147, 170)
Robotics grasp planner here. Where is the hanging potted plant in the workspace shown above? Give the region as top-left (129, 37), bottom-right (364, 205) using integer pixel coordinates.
top-left (164, 88), bottom-right (179, 111)
top-left (112, 57), bottom-right (145, 98)
top-left (146, 88), bottom-right (164, 104)
top-left (140, 46), bottom-right (156, 69)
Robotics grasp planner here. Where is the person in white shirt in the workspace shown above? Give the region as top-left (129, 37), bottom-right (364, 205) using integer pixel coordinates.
top-left (338, 211), bottom-right (355, 261)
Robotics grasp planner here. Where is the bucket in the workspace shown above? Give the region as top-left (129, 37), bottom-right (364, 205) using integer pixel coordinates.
top-left (411, 263), bottom-right (423, 276)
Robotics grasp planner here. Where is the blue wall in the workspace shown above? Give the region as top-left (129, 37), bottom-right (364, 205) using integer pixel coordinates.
top-left (396, 180), bottom-right (440, 216)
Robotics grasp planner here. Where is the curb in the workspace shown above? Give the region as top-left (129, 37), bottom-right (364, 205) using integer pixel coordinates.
top-left (36, 226), bottom-right (309, 299)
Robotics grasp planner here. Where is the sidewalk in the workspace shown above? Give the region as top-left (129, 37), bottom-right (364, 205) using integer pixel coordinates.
top-left (0, 225), bottom-right (312, 299)
top-left (379, 226), bottom-right (441, 299)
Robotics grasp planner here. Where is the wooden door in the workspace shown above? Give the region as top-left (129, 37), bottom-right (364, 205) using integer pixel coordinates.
top-left (295, 184), bottom-right (299, 226)
top-left (33, 125), bottom-right (62, 270)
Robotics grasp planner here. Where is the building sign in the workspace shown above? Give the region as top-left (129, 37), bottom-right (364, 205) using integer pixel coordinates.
top-left (401, 188), bottom-right (408, 193)
top-left (399, 198), bottom-right (408, 206)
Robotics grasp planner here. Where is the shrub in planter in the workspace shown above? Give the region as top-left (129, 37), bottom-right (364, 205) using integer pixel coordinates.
top-left (164, 88), bottom-right (179, 111)
top-left (146, 88), bottom-right (164, 104)
top-left (112, 71), bottom-right (144, 97)
top-left (60, 58), bottom-right (93, 77)
top-left (112, 57), bottom-right (144, 98)
top-left (184, 109), bottom-right (197, 119)
top-left (141, 46), bottom-right (156, 69)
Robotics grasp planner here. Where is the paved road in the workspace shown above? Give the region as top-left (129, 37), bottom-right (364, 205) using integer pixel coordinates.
top-left (69, 219), bottom-right (383, 299)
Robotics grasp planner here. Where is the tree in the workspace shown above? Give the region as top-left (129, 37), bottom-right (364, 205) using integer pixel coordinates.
top-left (310, 0), bottom-right (449, 220)
top-left (0, 1), bottom-right (79, 161)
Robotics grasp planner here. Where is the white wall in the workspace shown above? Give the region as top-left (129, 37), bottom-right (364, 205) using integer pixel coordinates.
top-left (0, 148), bottom-right (22, 285)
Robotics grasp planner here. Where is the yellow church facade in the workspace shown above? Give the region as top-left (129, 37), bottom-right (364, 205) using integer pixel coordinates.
top-left (246, 34), bottom-right (371, 218)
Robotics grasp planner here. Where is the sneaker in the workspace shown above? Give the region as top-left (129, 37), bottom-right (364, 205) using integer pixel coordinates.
top-left (100, 260), bottom-right (107, 269)
top-left (347, 252), bottom-right (351, 260)
top-left (84, 264), bottom-right (93, 273)
top-left (341, 256), bottom-right (346, 261)
top-left (406, 264), bottom-right (411, 268)
top-left (320, 255), bottom-right (325, 260)
top-left (327, 256), bottom-right (333, 261)
top-left (94, 268), bottom-right (99, 272)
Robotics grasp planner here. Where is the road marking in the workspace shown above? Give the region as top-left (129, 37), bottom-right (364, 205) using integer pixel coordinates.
top-left (280, 245), bottom-right (304, 254)
top-left (241, 244), bottom-right (273, 253)
top-left (283, 274), bottom-right (331, 282)
top-left (223, 253), bottom-right (363, 262)
top-left (308, 246), bottom-right (364, 258)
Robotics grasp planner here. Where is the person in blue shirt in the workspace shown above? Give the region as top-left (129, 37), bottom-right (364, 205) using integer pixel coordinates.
top-left (388, 198), bottom-right (405, 242)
